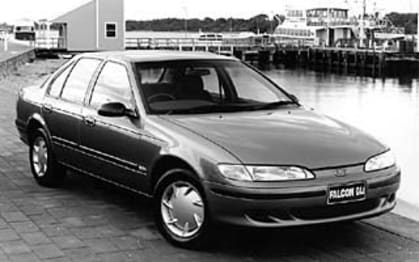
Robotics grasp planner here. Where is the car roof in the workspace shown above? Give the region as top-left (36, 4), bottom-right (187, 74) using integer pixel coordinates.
top-left (78, 50), bottom-right (238, 63)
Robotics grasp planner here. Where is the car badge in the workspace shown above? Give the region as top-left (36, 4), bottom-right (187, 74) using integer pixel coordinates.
top-left (335, 168), bottom-right (347, 177)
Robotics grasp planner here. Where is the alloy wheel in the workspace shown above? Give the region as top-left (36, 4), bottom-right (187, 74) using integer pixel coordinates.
top-left (32, 136), bottom-right (48, 177)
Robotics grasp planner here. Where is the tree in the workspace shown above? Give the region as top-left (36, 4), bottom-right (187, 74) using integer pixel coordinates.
top-left (125, 14), bottom-right (279, 33)
top-left (385, 12), bottom-right (417, 34)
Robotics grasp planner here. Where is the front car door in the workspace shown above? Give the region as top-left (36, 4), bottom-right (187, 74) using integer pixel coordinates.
top-left (80, 61), bottom-right (146, 190)
top-left (43, 57), bottom-right (102, 168)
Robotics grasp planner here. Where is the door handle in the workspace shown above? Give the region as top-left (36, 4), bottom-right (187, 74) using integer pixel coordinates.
top-left (42, 104), bottom-right (53, 114)
top-left (83, 116), bottom-right (96, 127)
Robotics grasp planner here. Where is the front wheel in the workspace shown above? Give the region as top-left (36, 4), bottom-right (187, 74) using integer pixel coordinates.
top-left (154, 170), bottom-right (211, 249)
top-left (29, 129), bottom-right (65, 187)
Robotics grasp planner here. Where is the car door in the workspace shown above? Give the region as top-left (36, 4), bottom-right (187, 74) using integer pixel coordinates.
top-left (79, 61), bottom-right (145, 189)
top-left (43, 57), bottom-right (102, 169)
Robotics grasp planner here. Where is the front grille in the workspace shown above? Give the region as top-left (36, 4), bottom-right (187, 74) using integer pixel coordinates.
top-left (291, 199), bottom-right (381, 220)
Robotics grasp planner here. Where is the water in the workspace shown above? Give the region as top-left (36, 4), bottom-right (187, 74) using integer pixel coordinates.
top-left (266, 69), bottom-right (419, 212)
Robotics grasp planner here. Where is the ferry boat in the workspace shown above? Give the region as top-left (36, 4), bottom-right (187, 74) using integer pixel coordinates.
top-left (273, 5), bottom-right (356, 47)
top-left (13, 19), bottom-right (36, 41)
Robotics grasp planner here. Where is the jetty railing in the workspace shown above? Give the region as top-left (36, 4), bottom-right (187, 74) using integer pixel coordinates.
top-left (124, 37), bottom-right (319, 51)
top-left (34, 37), bottom-right (66, 50)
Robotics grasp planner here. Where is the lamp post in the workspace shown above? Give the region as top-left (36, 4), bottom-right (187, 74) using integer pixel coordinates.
top-left (417, 8), bottom-right (419, 52)
top-left (359, 0), bottom-right (366, 48)
top-left (182, 6), bottom-right (188, 38)
top-left (3, 32), bottom-right (8, 52)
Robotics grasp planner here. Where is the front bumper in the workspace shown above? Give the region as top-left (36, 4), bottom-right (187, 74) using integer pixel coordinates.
top-left (204, 170), bottom-right (400, 227)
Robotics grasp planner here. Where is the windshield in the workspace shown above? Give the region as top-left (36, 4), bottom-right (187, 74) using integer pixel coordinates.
top-left (136, 60), bottom-right (297, 114)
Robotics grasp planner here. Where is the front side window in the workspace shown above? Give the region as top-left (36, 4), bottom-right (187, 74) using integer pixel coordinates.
top-left (90, 62), bottom-right (133, 109)
top-left (136, 60), bottom-right (295, 114)
top-left (48, 63), bottom-right (73, 98)
top-left (61, 58), bottom-right (101, 104)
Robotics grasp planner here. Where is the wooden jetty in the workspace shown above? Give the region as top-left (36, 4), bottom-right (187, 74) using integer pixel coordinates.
top-left (123, 37), bottom-right (419, 76)
top-left (35, 36), bottom-right (419, 77)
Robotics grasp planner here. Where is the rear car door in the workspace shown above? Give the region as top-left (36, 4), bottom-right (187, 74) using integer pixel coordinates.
top-left (43, 58), bottom-right (102, 168)
top-left (80, 61), bottom-right (145, 188)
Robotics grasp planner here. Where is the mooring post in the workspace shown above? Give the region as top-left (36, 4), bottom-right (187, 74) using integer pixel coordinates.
top-left (343, 51), bottom-right (348, 74)
top-left (327, 50), bottom-right (332, 71)
top-left (378, 52), bottom-right (385, 76)
top-left (4, 36), bottom-right (8, 52)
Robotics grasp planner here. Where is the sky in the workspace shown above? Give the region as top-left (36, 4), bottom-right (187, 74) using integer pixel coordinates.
top-left (0, 0), bottom-right (418, 23)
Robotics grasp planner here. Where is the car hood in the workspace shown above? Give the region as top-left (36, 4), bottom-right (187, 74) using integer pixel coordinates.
top-left (162, 108), bottom-right (387, 169)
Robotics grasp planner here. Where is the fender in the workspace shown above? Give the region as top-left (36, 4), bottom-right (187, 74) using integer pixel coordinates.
top-left (26, 113), bottom-right (53, 144)
top-left (148, 153), bottom-right (203, 193)
top-left (153, 167), bottom-right (202, 196)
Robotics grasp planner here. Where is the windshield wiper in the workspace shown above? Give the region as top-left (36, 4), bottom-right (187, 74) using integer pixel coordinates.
top-left (158, 101), bottom-right (298, 115)
top-left (248, 100), bottom-right (298, 111)
top-left (167, 104), bottom-right (249, 115)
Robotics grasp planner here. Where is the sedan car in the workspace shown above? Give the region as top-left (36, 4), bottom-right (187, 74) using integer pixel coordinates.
top-left (15, 51), bottom-right (400, 248)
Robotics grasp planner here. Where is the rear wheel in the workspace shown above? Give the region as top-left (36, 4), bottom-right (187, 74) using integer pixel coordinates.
top-left (154, 169), bottom-right (211, 249)
top-left (29, 129), bottom-right (65, 187)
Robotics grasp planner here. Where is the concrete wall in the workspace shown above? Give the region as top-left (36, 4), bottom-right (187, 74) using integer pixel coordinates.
top-left (97, 0), bottom-right (125, 50)
top-left (0, 49), bottom-right (35, 80)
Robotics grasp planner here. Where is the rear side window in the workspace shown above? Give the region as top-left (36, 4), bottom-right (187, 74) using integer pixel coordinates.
top-left (90, 62), bottom-right (133, 109)
top-left (48, 64), bottom-right (73, 98)
top-left (61, 58), bottom-right (101, 103)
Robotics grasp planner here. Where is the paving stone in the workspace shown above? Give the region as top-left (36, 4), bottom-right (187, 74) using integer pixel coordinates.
top-left (62, 247), bottom-right (100, 262)
top-left (52, 235), bottom-right (86, 250)
top-left (0, 228), bottom-right (21, 242)
top-left (1, 211), bottom-right (29, 223)
top-left (69, 227), bottom-right (103, 240)
top-left (1, 240), bottom-right (32, 255)
top-left (84, 238), bottom-right (119, 253)
top-left (21, 232), bottom-right (51, 246)
top-left (32, 244), bottom-right (65, 260)
top-left (40, 224), bottom-right (70, 238)
top-left (0, 218), bottom-right (8, 229)
top-left (9, 253), bottom-right (41, 262)
top-left (129, 226), bottom-right (162, 241)
top-left (10, 221), bottom-right (39, 233)
top-left (44, 257), bottom-right (72, 262)
top-left (97, 251), bottom-right (131, 262)
top-left (111, 236), bottom-right (144, 251)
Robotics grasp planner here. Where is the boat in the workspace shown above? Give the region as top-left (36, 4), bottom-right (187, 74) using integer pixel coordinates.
top-left (198, 33), bottom-right (223, 42)
top-left (12, 18), bottom-right (36, 41)
top-left (273, 4), bottom-right (356, 47)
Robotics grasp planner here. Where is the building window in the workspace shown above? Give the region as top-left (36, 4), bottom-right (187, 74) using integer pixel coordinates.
top-left (105, 22), bottom-right (117, 38)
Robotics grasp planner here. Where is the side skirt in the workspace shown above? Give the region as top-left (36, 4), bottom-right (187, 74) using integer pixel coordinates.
top-left (59, 161), bottom-right (153, 199)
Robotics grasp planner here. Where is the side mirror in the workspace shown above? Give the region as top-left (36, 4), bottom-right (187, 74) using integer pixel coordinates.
top-left (98, 102), bottom-right (138, 118)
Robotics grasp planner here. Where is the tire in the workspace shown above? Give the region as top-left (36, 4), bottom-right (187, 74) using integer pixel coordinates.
top-left (29, 128), bottom-right (65, 187)
top-left (154, 169), bottom-right (211, 249)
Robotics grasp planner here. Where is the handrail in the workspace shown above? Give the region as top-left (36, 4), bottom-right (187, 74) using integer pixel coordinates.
top-left (34, 37), bottom-right (66, 49)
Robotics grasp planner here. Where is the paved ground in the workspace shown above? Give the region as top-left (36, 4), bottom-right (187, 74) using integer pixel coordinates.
top-left (0, 59), bottom-right (418, 261)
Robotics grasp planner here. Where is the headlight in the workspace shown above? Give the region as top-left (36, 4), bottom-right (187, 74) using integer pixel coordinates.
top-left (218, 164), bottom-right (315, 182)
top-left (217, 165), bottom-right (253, 181)
top-left (364, 150), bottom-right (396, 172)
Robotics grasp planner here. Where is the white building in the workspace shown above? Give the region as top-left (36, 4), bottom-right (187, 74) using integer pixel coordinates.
top-left (51, 0), bottom-right (124, 51)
